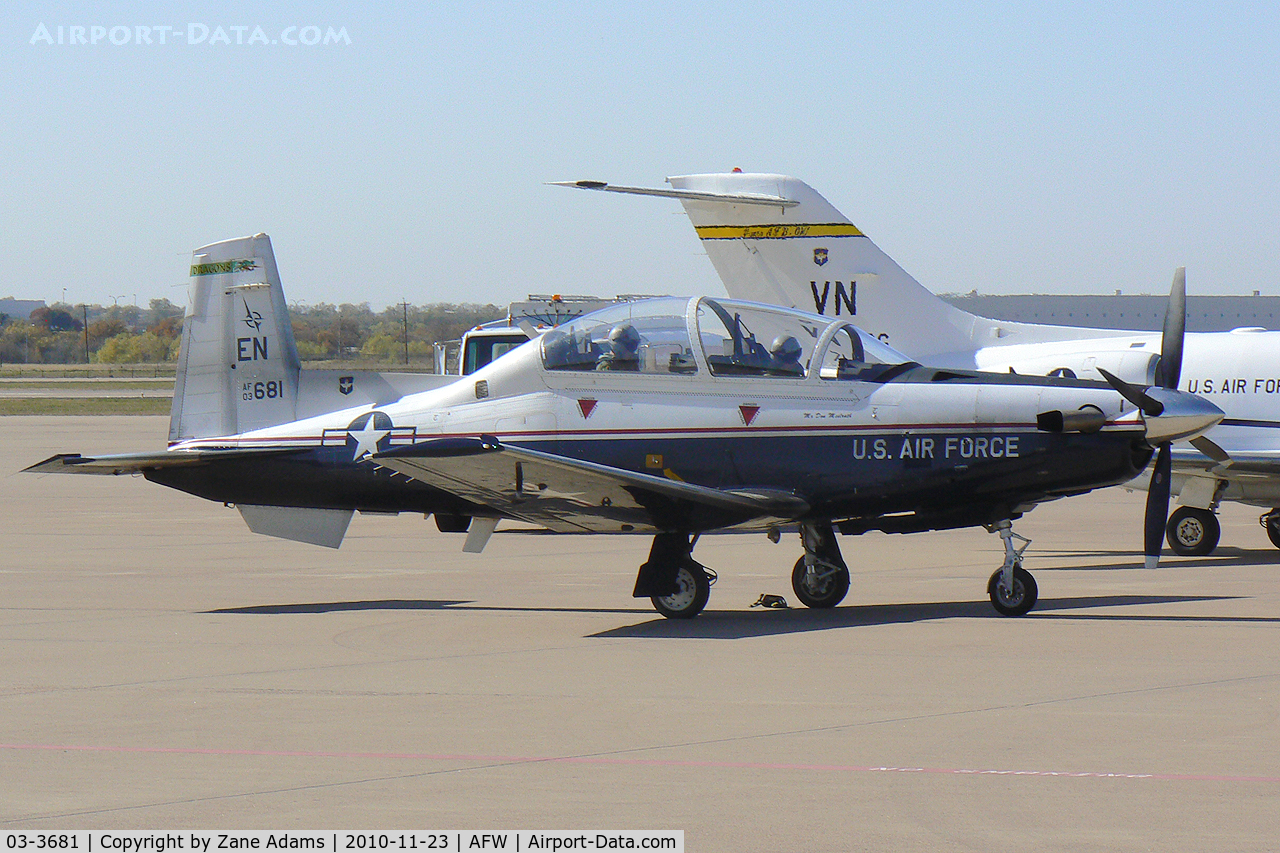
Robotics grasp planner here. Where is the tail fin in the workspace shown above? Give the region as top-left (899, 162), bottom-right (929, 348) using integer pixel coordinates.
top-left (170, 233), bottom-right (456, 444)
top-left (559, 174), bottom-right (1130, 362)
top-left (557, 175), bottom-right (981, 358)
top-left (170, 234), bottom-right (301, 442)
top-left (665, 173), bottom-right (983, 359)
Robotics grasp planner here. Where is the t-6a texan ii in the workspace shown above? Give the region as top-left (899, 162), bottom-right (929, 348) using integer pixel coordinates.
top-left (27, 235), bottom-right (1221, 618)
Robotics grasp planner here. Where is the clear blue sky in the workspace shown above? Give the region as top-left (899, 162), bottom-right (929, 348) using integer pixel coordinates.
top-left (5, 2), bottom-right (1279, 309)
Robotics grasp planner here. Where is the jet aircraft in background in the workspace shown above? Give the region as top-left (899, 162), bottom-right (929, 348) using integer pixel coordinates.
top-left (558, 173), bottom-right (1280, 558)
top-left (28, 235), bottom-right (1221, 617)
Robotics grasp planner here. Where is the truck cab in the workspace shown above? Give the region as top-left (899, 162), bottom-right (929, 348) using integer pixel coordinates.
top-left (435, 294), bottom-right (661, 375)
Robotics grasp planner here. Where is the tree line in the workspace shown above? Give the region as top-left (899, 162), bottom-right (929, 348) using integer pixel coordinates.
top-left (0, 300), bottom-right (505, 367)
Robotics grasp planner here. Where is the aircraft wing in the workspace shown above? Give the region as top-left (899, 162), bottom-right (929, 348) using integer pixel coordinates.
top-left (374, 437), bottom-right (809, 533)
top-left (1171, 446), bottom-right (1280, 477)
top-left (24, 447), bottom-right (303, 476)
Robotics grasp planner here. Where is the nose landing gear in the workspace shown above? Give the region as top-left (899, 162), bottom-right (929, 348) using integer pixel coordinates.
top-left (985, 520), bottom-right (1037, 616)
top-left (790, 523), bottom-right (851, 609)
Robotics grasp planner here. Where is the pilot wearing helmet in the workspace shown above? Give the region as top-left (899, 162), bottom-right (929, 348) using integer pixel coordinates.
top-left (768, 334), bottom-right (804, 376)
top-left (596, 323), bottom-right (642, 371)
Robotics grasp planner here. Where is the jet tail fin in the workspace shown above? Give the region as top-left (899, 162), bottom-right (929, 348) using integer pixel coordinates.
top-left (669, 173), bottom-right (985, 360)
top-left (560, 174), bottom-right (986, 360)
top-left (170, 234), bottom-right (302, 442)
top-left (561, 173), bottom-right (1133, 363)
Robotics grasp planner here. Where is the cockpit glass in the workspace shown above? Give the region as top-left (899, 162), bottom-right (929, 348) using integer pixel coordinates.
top-left (695, 298), bottom-right (820, 378)
top-left (818, 324), bottom-right (913, 381)
top-left (541, 297), bottom-right (696, 374)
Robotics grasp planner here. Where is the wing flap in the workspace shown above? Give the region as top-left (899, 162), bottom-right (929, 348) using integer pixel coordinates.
top-left (374, 437), bottom-right (808, 533)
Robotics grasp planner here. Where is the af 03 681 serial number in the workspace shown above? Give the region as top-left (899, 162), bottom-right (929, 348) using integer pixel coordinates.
top-left (242, 381), bottom-right (283, 401)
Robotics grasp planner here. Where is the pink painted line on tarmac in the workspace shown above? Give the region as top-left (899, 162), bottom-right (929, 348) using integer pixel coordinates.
top-left (2, 742), bottom-right (1277, 784)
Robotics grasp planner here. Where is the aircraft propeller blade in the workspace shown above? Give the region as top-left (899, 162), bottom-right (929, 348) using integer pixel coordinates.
top-left (1144, 443), bottom-right (1173, 569)
top-left (1141, 269), bottom-right (1191, 569)
top-left (1099, 269), bottom-right (1189, 417)
top-left (1097, 368), bottom-right (1164, 416)
top-left (1156, 267), bottom-right (1187, 390)
top-left (1190, 435), bottom-right (1231, 465)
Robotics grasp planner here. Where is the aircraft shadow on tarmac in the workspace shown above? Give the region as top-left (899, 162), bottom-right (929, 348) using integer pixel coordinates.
top-left (588, 594), bottom-right (1276, 639)
top-left (1035, 547), bottom-right (1280, 570)
top-left (206, 599), bottom-right (649, 616)
top-left (206, 593), bottom-right (1280, 641)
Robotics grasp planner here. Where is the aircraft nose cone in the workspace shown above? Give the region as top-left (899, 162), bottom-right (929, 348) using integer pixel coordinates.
top-left (1141, 388), bottom-right (1224, 444)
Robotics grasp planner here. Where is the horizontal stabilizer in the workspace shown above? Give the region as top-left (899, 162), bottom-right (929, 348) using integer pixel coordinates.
top-left (550, 180), bottom-right (797, 207)
top-left (24, 446), bottom-right (301, 476)
top-left (295, 370), bottom-right (457, 418)
top-left (374, 437), bottom-right (808, 533)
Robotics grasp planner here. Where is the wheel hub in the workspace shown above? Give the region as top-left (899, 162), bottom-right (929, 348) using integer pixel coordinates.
top-left (1175, 517), bottom-right (1204, 546)
top-left (803, 569), bottom-right (836, 596)
top-left (656, 568), bottom-right (696, 610)
top-left (994, 579), bottom-right (1025, 607)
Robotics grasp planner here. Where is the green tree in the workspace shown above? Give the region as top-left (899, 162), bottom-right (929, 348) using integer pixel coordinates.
top-left (95, 331), bottom-right (180, 363)
top-left (30, 306), bottom-right (82, 332)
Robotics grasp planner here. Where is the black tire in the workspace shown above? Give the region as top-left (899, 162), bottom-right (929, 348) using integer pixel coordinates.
top-left (433, 513), bottom-right (472, 533)
top-left (1264, 512), bottom-right (1280, 550)
top-left (987, 565), bottom-right (1038, 616)
top-left (791, 556), bottom-right (851, 609)
top-left (1165, 507), bottom-right (1220, 556)
top-left (651, 563), bottom-right (711, 619)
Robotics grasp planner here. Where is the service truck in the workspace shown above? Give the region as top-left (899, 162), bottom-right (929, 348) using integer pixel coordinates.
top-left (435, 294), bottom-right (659, 375)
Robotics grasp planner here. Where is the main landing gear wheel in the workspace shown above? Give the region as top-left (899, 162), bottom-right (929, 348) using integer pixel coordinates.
top-left (636, 532), bottom-right (715, 619)
top-left (791, 556), bottom-right (851, 609)
top-left (1166, 507), bottom-right (1220, 556)
top-left (1261, 510), bottom-right (1280, 550)
top-left (651, 563), bottom-right (711, 619)
top-left (987, 565), bottom-right (1038, 617)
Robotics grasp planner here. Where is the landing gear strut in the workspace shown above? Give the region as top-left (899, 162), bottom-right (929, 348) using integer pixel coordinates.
top-left (985, 520), bottom-right (1038, 616)
top-left (635, 532), bottom-right (715, 619)
top-left (791, 523), bottom-right (850, 609)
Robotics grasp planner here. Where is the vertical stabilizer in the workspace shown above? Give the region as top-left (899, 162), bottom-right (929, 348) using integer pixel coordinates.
top-left (561, 174), bottom-right (1139, 364)
top-left (657, 173), bottom-right (1140, 361)
top-left (664, 173), bottom-right (982, 360)
top-left (170, 234), bottom-right (301, 442)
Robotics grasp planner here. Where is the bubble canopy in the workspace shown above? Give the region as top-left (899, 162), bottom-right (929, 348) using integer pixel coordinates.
top-left (540, 296), bottom-right (911, 380)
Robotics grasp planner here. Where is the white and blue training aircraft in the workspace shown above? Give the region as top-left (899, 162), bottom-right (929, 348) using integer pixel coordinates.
top-left (27, 234), bottom-right (1221, 618)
